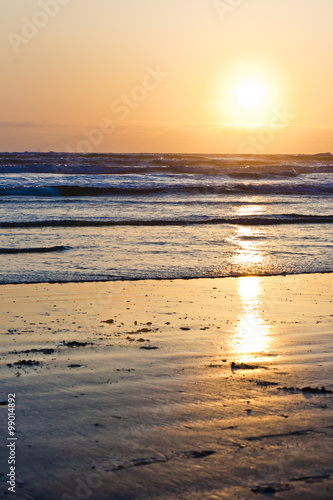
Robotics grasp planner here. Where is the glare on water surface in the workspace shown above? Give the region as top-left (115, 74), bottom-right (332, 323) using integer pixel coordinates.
top-left (228, 221), bottom-right (272, 358)
top-left (235, 277), bottom-right (271, 357)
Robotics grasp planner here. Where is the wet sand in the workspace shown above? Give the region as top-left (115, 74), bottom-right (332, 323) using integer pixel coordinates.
top-left (0, 274), bottom-right (332, 499)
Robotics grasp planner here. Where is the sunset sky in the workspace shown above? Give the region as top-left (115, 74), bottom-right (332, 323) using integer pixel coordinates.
top-left (1, 0), bottom-right (333, 153)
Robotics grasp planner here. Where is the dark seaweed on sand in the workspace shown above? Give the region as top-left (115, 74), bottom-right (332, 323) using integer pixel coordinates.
top-left (7, 359), bottom-right (41, 367)
top-left (278, 386), bottom-right (332, 394)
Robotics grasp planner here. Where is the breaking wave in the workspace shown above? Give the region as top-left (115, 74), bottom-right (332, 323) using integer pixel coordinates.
top-left (0, 215), bottom-right (332, 228)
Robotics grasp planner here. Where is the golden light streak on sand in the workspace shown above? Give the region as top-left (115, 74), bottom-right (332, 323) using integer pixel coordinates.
top-left (234, 277), bottom-right (271, 359)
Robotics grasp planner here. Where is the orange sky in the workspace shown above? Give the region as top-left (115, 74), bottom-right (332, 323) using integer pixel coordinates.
top-left (1, 0), bottom-right (333, 153)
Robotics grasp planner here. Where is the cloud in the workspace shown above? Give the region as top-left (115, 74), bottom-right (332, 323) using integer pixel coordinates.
top-left (0, 121), bottom-right (69, 128)
top-left (0, 121), bottom-right (40, 128)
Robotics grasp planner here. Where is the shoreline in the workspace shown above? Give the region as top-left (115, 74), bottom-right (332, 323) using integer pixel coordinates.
top-left (1, 273), bottom-right (332, 499)
top-left (1, 269), bottom-right (333, 287)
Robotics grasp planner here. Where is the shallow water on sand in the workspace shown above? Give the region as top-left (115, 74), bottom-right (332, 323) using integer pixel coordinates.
top-left (0, 275), bottom-right (332, 499)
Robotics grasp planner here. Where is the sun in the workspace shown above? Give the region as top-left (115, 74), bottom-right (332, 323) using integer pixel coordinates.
top-left (222, 76), bottom-right (274, 125)
top-left (235, 81), bottom-right (268, 108)
top-left (212, 66), bottom-right (281, 126)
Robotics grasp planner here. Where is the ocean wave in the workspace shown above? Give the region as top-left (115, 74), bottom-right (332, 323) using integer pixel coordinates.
top-left (0, 215), bottom-right (332, 228)
top-left (0, 182), bottom-right (332, 197)
top-left (0, 245), bottom-right (71, 254)
top-left (0, 152), bottom-right (332, 176)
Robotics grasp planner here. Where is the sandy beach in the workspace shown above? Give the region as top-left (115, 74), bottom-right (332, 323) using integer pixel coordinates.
top-left (0, 273), bottom-right (332, 499)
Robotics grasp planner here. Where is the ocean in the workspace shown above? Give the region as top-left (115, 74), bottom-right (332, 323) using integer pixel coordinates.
top-left (0, 152), bottom-right (332, 284)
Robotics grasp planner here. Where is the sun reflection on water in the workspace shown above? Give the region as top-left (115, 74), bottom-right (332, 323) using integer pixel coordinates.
top-left (226, 225), bottom-right (268, 272)
top-left (222, 204), bottom-right (273, 359)
top-left (235, 227), bottom-right (264, 266)
top-left (235, 277), bottom-right (270, 356)
top-left (234, 202), bottom-right (264, 216)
